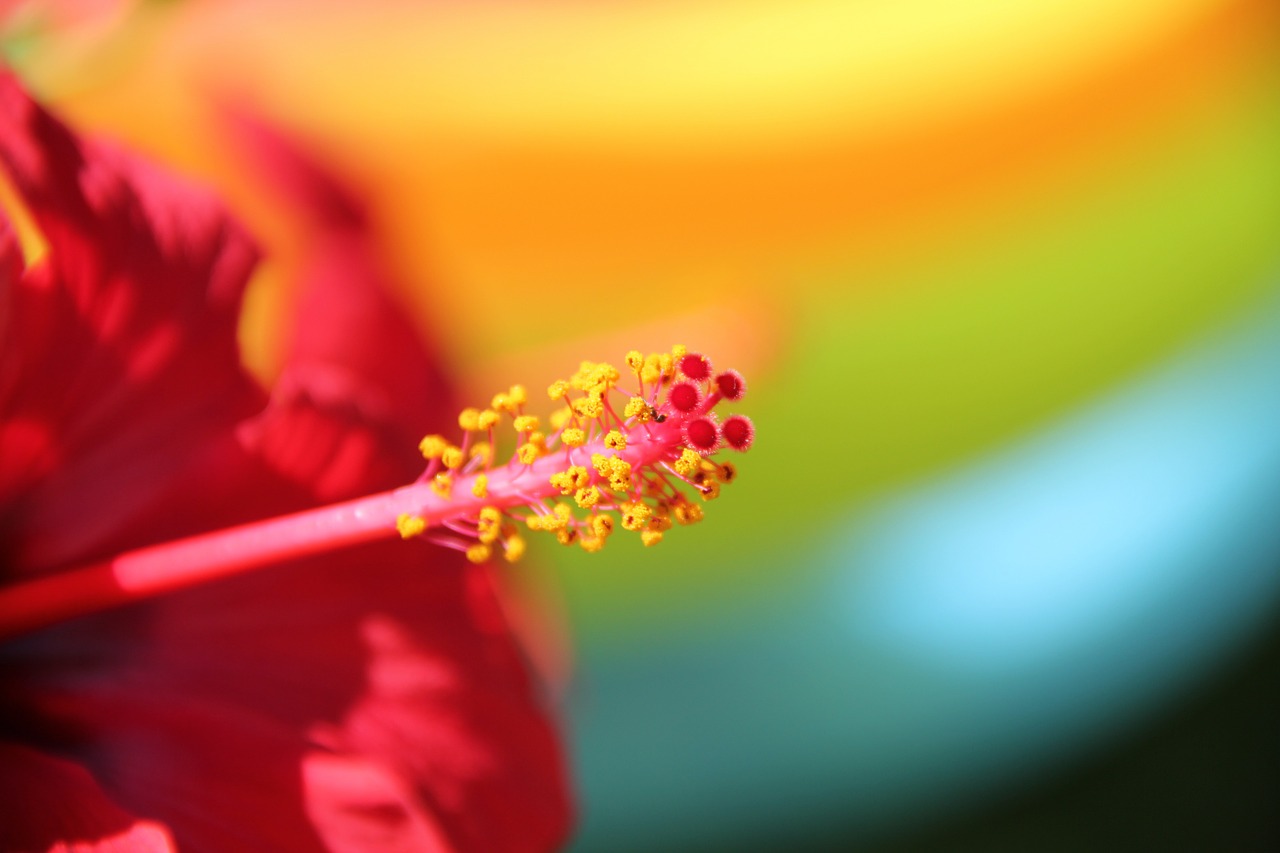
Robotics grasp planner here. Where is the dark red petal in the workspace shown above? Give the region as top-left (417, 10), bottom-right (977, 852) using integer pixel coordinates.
top-left (0, 71), bottom-right (264, 573)
top-left (225, 110), bottom-right (457, 500)
top-left (7, 536), bottom-right (571, 853)
top-left (0, 741), bottom-right (176, 852)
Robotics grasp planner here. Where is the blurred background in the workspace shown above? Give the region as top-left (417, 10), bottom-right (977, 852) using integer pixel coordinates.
top-left (5, 0), bottom-right (1279, 849)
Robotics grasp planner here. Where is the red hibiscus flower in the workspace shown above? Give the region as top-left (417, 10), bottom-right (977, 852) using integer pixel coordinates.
top-left (0, 70), bottom-right (571, 853)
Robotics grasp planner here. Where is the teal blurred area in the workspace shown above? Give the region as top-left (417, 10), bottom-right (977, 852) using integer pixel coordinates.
top-left (568, 289), bottom-right (1280, 851)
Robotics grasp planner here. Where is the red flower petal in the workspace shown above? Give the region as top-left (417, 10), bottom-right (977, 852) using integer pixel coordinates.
top-left (0, 71), bottom-right (264, 573)
top-left (0, 741), bottom-right (176, 852)
top-left (1, 78), bottom-right (572, 851)
top-left (225, 109), bottom-right (457, 501)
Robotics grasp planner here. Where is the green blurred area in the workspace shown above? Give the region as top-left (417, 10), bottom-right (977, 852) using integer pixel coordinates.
top-left (547, 63), bottom-right (1280, 645)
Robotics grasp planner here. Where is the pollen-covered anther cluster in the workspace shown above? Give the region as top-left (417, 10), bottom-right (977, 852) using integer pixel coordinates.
top-left (405, 346), bottom-right (753, 561)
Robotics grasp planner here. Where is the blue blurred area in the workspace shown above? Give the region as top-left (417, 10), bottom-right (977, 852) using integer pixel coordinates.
top-left (568, 291), bottom-right (1280, 852)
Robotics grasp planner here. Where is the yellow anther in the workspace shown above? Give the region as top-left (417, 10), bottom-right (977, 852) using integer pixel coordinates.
top-left (580, 535), bottom-right (606, 553)
top-left (491, 392), bottom-right (509, 412)
top-left (458, 407), bottom-right (482, 432)
top-left (517, 443), bottom-right (540, 465)
top-left (477, 409), bottom-right (500, 431)
top-left (418, 434), bottom-right (448, 460)
top-left (441, 446), bottom-right (465, 470)
top-left (507, 384), bottom-right (528, 407)
top-left (431, 472), bottom-right (452, 497)
top-left (604, 430), bottom-right (627, 451)
top-left (472, 474), bottom-right (489, 498)
top-left (536, 503), bottom-right (572, 532)
top-left (478, 506), bottom-right (503, 544)
top-left (548, 379), bottom-right (570, 401)
top-left (549, 406), bottom-right (573, 430)
top-left (671, 344), bottom-right (688, 360)
top-left (555, 528), bottom-right (577, 546)
top-left (641, 530), bottom-right (664, 547)
top-left (591, 515), bottom-right (615, 538)
top-left (469, 442), bottom-right (492, 466)
top-left (606, 459), bottom-right (632, 491)
top-left (466, 543), bottom-right (492, 564)
top-left (572, 395), bottom-right (604, 419)
top-left (513, 415), bottom-right (540, 433)
top-left (504, 534), bottom-right (526, 563)
top-left (396, 514), bottom-right (426, 539)
top-left (561, 428), bottom-right (586, 447)
top-left (675, 448), bottom-right (702, 477)
top-left (591, 453), bottom-right (612, 477)
top-left (649, 515), bottom-right (673, 532)
top-left (641, 354), bottom-right (663, 385)
top-left (624, 397), bottom-right (652, 422)
top-left (673, 501), bottom-right (704, 525)
top-left (625, 350), bottom-right (644, 372)
top-left (526, 515), bottom-right (546, 532)
top-left (575, 486), bottom-right (601, 508)
top-left (621, 502), bottom-right (651, 531)
top-left (716, 461), bottom-right (738, 484)
top-left (699, 480), bottom-right (722, 501)
top-left (658, 353), bottom-right (674, 380)
top-left (550, 466), bottom-right (589, 495)
top-left (529, 431), bottom-right (548, 451)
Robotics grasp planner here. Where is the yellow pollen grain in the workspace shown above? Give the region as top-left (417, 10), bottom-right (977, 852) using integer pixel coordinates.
top-left (649, 515), bottom-right (673, 532)
top-left (580, 535), bottom-right (605, 553)
top-left (674, 502), bottom-right (704, 525)
top-left (624, 397), bottom-right (651, 422)
top-left (396, 514), bottom-right (426, 539)
top-left (458, 407), bottom-right (481, 431)
top-left (573, 395), bottom-right (604, 419)
top-left (675, 448), bottom-right (702, 477)
top-left (641, 530), bottom-right (664, 547)
top-left (561, 427), bottom-right (586, 447)
top-left (477, 409), bottom-right (500, 430)
top-left (504, 534), bottom-right (526, 562)
top-left (514, 415), bottom-right (539, 433)
top-left (507, 385), bottom-right (528, 407)
top-left (575, 486), bottom-right (601, 508)
top-left (466, 543), bottom-right (492, 564)
top-left (441, 446), bottom-right (465, 470)
top-left (469, 442), bottom-right (492, 465)
top-left (604, 430), bottom-right (627, 451)
top-left (548, 379), bottom-right (570, 400)
top-left (591, 515), bottom-right (615, 538)
top-left (517, 443), bottom-right (540, 464)
top-left (472, 474), bottom-right (488, 498)
top-left (418, 434), bottom-right (447, 459)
